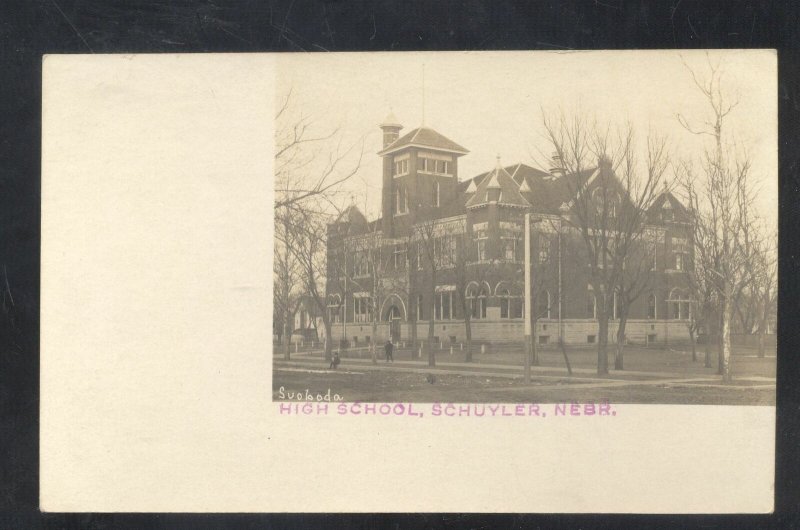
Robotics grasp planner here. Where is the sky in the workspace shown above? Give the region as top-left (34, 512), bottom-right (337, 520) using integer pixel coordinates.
top-left (277, 50), bottom-right (777, 230)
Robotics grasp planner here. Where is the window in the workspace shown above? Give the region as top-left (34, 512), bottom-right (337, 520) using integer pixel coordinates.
top-left (353, 296), bottom-right (371, 323)
top-left (420, 157), bottom-right (431, 173)
top-left (537, 290), bottom-right (551, 319)
top-left (587, 335), bottom-right (596, 344)
top-left (392, 244), bottom-right (406, 269)
top-left (433, 181), bottom-right (440, 207)
top-left (353, 252), bottom-right (371, 277)
top-left (467, 285), bottom-right (487, 319)
top-left (675, 253), bottom-right (685, 271)
top-left (395, 185), bottom-right (408, 214)
top-left (417, 242), bottom-right (424, 270)
top-left (434, 236), bottom-right (456, 268)
top-left (416, 294), bottom-right (424, 320)
top-left (499, 289), bottom-right (510, 319)
top-left (327, 296), bottom-right (342, 323)
top-left (538, 236), bottom-right (551, 264)
top-left (650, 241), bottom-right (658, 271)
top-left (393, 157), bottom-right (408, 176)
top-left (475, 229), bottom-right (488, 261)
top-left (592, 188), bottom-right (618, 219)
top-left (668, 289), bottom-right (691, 320)
top-left (647, 294), bottom-right (657, 319)
top-left (538, 335), bottom-right (549, 345)
top-left (587, 293), bottom-right (596, 319)
top-left (435, 291), bottom-right (453, 320)
top-left (503, 237), bottom-right (516, 261)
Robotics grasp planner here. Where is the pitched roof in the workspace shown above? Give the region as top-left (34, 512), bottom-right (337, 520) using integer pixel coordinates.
top-left (647, 191), bottom-right (690, 223)
top-left (332, 205), bottom-right (368, 226)
top-left (378, 126), bottom-right (469, 156)
top-left (465, 161), bottom-right (531, 209)
top-left (459, 163), bottom-right (597, 215)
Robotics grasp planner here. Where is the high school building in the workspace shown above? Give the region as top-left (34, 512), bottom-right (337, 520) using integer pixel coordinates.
top-left (323, 114), bottom-right (693, 347)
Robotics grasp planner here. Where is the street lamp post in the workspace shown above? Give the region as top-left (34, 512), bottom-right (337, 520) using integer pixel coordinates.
top-left (523, 213), bottom-right (541, 384)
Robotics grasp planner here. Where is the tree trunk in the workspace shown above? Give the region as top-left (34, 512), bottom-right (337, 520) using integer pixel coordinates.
top-left (427, 271), bottom-right (436, 367)
top-left (689, 326), bottom-right (696, 362)
top-left (371, 318), bottom-right (378, 364)
top-left (284, 310), bottom-right (292, 361)
top-left (597, 311), bottom-right (609, 375)
top-left (757, 329), bottom-right (765, 358)
top-left (721, 294), bottom-right (732, 383)
top-left (464, 309), bottom-right (473, 363)
top-left (323, 320), bottom-right (332, 361)
top-left (717, 310), bottom-right (724, 376)
top-left (614, 316), bottom-right (627, 370)
top-left (531, 317), bottom-right (539, 366)
top-left (704, 307), bottom-right (712, 368)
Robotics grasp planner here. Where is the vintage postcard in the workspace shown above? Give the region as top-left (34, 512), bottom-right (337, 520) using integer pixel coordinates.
top-left (41, 51), bottom-right (776, 513)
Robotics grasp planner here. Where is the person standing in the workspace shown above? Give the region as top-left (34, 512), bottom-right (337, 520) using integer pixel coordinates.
top-left (384, 340), bottom-right (394, 362)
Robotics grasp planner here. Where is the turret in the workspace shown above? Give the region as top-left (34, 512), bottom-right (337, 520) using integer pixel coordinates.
top-left (380, 112), bottom-right (403, 148)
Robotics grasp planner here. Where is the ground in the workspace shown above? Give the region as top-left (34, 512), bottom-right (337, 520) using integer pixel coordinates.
top-left (273, 343), bottom-right (776, 405)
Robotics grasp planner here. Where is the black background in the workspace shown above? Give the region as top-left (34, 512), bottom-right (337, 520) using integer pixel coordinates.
top-left (0, 0), bottom-right (798, 528)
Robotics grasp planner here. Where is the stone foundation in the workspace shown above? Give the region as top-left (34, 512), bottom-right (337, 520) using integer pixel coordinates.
top-left (324, 319), bottom-right (692, 348)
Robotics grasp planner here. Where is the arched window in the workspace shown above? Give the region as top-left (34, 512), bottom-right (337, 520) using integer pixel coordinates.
top-left (668, 288), bottom-right (691, 320)
top-left (537, 290), bottom-right (551, 319)
top-left (592, 188), bottom-right (618, 218)
top-left (647, 293), bottom-right (657, 319)
top-left (499, 289), bottom-right (511, 319)
top-left (587, 292), bottom-right (596, 319)
top-left (467, 284), bottom-right (488, 320)
top-left (327, 295), bottom-right (342, 323)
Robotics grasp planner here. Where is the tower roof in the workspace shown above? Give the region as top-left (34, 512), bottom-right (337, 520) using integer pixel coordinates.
top-left (378, 126), bottom-right (469, 156)
top-left (380, 111), bottom-right (402, 129)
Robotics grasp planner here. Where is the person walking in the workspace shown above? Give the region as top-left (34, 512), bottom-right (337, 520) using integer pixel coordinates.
top-left (329, 351), bottom-right (341, 370)
top-left (384, 340), bottom-right (394, 362)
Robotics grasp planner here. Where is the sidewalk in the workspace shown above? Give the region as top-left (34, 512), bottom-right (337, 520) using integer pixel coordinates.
top-left (275, 354), bottom-right (775, 383)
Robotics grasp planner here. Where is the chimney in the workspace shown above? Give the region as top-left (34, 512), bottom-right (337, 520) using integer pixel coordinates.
top-left (380, 112), bottom-right (403, 148)
top-left (549, 152), bottom-right (565, 178)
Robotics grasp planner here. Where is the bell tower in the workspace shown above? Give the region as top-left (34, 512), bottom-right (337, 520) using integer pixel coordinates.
top-left (380, 112), bottom-right (402, 148)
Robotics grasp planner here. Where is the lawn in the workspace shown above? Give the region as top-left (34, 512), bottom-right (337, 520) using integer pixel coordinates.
top-left (285, 342), bottom-right (777, 378)
top-left (273, 367), bottom-right (775, 406)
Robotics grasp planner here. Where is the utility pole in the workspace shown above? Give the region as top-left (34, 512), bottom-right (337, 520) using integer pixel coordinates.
top-left (524, 213), bottom-right (532, 383)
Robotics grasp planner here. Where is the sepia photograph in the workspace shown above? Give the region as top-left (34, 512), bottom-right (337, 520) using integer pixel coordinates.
top-left (272, 50), bottom-right (777, 406)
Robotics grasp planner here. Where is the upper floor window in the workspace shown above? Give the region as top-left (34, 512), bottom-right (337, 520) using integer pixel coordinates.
top-left (353, 252), bottom-right (371, 277)
top-left (419, 153), bottom-right (452, 176)
top-left (434, 236), bottom-right (456, 268)
top-left (675, 253), bottom-right (684, 271)
top-left (538, 236), bottom-right (551, 264)
top-left (395, 185), bottom-right (408, 215)
top-left (475, 229), bottom-right (488, 261)
top-left (393, 244), bottom-right (406, 269)
top-left (393, 157), bottom-right (409, 177)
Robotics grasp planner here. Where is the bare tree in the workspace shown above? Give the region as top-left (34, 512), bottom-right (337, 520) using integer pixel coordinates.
top-left (412, 212), bottom-right (460, 367)
top-left (273, 88), bottom-right (364, 360)
top-left (541, 110), bottom-right (668, 375)
top-left (677, 56), bottom-right (763, 382)
top-left (289, 205), bottom-right (336, 362)
top-left (613, 229), bottom-right (656, 370)
top-left (275, 88), bottom-right (364, 210)
top-left (274, 205), bottom-right (301, 360)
